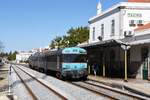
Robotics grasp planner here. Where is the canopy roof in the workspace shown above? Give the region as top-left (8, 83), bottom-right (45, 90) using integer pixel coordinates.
top-left (79, 34), bottom-right (150, 48)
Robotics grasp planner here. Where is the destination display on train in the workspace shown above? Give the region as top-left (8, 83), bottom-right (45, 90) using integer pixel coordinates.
top-left (62, 47), bottom-right (87, 54)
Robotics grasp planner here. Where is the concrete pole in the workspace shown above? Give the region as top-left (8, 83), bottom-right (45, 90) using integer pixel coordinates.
top-left (103, 50), bottom-right (105, 77)
top-left (103, 64), bottom-right (105, 77)
top-left (88, 65), bottom-right (90, 74)
top-left (124, 48), bottom-right (128, 82)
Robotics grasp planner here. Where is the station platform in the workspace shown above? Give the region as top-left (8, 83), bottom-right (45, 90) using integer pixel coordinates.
top-left (0, 95), bottom-right (16, 100)
top-left (88, 75), bottom-right (150, 97)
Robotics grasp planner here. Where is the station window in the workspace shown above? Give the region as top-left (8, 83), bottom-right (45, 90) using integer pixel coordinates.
top-left (111, 20), bottom-right (115, 36)
top-left (129, 20), bottom-right (136, 27)
top-left (92, 27), bottom-right (95, 41)
top-left (101, 24), bottom-right (104, 37)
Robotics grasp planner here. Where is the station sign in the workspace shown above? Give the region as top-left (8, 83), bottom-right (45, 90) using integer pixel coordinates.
top-left (127, 13), bottom-right (142, 18)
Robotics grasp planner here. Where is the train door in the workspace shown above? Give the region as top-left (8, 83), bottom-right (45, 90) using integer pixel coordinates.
top-left (141, 47), bottom-right (149, 80)
top-left (57, 55), bottom-right (60, 71)
top-left (44, 56), bottom-right (47, 73)
top-left (56, 55), bottom-right (62, 79)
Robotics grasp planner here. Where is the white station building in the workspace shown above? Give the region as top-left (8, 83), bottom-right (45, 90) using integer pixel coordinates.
top-left (16, 51), bottom-right (33, 63)
top-left (81, 0), bottom-right (150, 80)
top-left (89, 1), bottom-right (150, 43)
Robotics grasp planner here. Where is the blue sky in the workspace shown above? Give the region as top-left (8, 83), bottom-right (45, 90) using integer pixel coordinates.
top-left (0, 0), bottom-right (124, 52)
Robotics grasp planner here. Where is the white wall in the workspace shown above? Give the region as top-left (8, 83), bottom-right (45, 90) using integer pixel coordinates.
top-left (130, 45), bottom-right (150, 79)
top-left (122, 9), bottom-right (150, 35)
top-left (89, 11), bottom-right (120, 43)
top-left (89, 2), bottom-right (150, 43)
top-left (16, 53), bottom-right (32, 63)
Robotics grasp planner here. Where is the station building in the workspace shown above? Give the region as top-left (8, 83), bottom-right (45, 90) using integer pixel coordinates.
top-left (81, 0), bottom-right (150, 80)
top-left (16, 51), bottom-right (33, 63)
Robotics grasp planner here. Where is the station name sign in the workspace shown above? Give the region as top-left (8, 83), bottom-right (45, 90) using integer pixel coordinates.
top-left (127, 13), bottom-right (142, 18)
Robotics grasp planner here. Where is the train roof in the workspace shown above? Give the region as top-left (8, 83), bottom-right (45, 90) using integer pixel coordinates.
top-left (62, 47), bottom-right (86, 54)
top-left (30, 47), bottom-right (87, 58)
top-left (29, 52), bottom-right (41, 60)
top-left (43, 47), bottom-right (87, 56)
top-left (43, 49), bottom-right (61, 56)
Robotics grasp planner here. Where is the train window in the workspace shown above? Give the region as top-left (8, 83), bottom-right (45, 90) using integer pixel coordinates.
top-left (63, 54), bottom-right (87, 63)
top-left (47, 55), bottom-right (57, 62)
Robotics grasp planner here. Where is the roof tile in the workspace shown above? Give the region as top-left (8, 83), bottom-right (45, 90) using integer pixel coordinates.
top-left (134, 23), bottom-right (150, 31)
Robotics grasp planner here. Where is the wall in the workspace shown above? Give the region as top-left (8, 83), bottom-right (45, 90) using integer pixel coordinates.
top-left (130, 44), bottom-right (150, 79)
top-left (16, 53), bottom-right (32, 63)
top-left (122, 8), bottom-right (150, 36)
top-left (89, 2), bottom-right (150, 43)
top-left (89, 10), bottom-right (120, 43)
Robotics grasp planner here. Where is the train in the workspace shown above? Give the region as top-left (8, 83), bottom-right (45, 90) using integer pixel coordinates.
top-left (28, 47), bottom-right (88, 79)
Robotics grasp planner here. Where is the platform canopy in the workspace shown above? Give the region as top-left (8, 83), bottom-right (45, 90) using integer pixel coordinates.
top-left (79, 34), bottom-right (150, 49)
top-left (121, 34), bottom-right (150, 46)
top-left (127, 39), bottom-right (150, 46)
top-left (78, 39), bottom-right (126, 48)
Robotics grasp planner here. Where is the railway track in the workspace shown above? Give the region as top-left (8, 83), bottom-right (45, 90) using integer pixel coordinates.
top-left (12, 66), bottom-right (38, 100)
top-left (68, 80), bottom-right (148, 100)
top-left (14, 64), bottom-right (149, 100)
top-left (12, 65), bottom-right (68, 100)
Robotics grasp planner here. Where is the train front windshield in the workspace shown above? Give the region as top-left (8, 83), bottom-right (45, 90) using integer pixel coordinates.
top-left (63, 54), bottom-right (86, 63)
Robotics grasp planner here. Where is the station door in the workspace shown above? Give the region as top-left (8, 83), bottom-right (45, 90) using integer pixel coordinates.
top-left (141, 47), bottom-right (149, 80)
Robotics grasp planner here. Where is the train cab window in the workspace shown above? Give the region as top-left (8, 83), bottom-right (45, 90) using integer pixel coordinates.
top-left (63, 54), bottom-right (87, 63)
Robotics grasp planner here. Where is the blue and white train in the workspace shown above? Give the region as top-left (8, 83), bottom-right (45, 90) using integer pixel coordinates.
top-left (28, 47), bottom-right (88, 79)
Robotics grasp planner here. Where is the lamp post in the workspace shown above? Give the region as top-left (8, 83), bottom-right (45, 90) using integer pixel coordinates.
top-left (121, 44), bottom-right (130, 82)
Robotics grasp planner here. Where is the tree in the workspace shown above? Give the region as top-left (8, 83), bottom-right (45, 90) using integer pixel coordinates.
top-left (49, 26), bottom-right (89, 49)
top-left (7, 51), bottom-right (18, 61)
top-left (50, 35), bottom-right (70, 49)
top-left (50, 36), bottom-right (63, 49)
top-left (67, 26), bottom-right (89, 47)
top-left (0, 41), bottom-right (4, 53)
top-left (50, 40), bottom-right (55, 49)
top-left (61, 36), bottom-right (70, 47)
